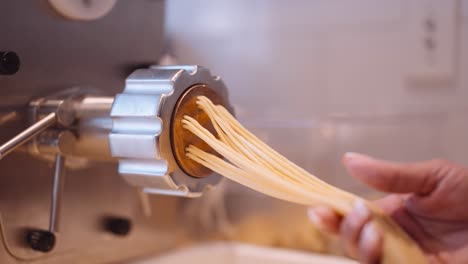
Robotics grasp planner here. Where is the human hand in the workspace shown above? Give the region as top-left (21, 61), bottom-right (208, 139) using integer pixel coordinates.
top-left (308, 153), bottom-right (468, 264)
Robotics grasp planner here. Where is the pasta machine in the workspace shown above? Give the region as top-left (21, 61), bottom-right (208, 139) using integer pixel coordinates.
top-left (0, 65), bottom-right (231, 197)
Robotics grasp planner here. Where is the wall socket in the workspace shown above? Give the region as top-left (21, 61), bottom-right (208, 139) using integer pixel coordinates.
top-left (406, 0), bottom-right (457, 86)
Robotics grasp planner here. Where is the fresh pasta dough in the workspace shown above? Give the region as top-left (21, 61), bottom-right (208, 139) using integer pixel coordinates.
top-left (182, 96), bottom-right (427, 264)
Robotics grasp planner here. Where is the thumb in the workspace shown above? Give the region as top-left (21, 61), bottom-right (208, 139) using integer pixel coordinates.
top-left (342, 153), bottom-right (445, 194)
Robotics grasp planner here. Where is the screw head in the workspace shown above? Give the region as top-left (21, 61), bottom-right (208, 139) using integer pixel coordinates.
top-left (26, 229), bottom-right (56, 252)
top-left (0, 51), bottom-right (20, 75)
top-left (105, 217), bottom-right (132, 236)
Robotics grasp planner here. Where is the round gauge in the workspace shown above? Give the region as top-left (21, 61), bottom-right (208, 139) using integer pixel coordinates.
top-left (48, 0), bottom-right (117, 21)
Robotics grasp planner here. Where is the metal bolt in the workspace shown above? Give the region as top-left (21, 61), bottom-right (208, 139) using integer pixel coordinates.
top-left (0, 51), bottom-right (20, 75)
top-left (104, 217), bottom-right (132, 236)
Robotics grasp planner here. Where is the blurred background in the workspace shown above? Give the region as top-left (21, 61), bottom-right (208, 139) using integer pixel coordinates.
top-left (165, 0), bottom-right (468, 196)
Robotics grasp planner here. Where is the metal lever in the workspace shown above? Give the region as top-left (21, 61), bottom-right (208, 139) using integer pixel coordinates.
top-left (49, 154), bottom-right (64, 233)
top-left (0, 112), bottom-right (63, 252)
top-left (0, 112), bottom-right (57, 160)
top-left (25, 153), bottom-right (64, 253)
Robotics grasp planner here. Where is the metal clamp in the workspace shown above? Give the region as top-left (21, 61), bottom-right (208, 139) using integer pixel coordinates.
top-left (112, 65), bottom-right (231, 197)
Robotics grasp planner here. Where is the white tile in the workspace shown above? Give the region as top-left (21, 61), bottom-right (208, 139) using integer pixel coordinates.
top-left (463, 0), bottom-right (468, 19)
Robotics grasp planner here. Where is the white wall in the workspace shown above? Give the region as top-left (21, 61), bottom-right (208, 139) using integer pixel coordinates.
top-left (165, 0), bottom-right (468, 195)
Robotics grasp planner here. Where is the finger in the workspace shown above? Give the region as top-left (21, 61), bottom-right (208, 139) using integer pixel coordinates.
top-left (340, 199), bottom-right (372, 259)
top-left (358, 222), bottom-right (383, 264)
top-left (373, 194), bottom-right (406, 215)
top-left (308, 206), bottom-right (341, 234)
top-left (342, 153), bottom-right (444, 194)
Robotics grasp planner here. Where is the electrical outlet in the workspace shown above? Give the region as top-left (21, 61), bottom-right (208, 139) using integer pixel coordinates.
top-left (406, 0), bottom-right (457, 85)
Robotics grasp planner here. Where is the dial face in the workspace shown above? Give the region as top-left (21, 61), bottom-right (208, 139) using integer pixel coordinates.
top-left (171, 85), bottom-right (227, 178)
top-left (48, 0), bottom-right (117, 21)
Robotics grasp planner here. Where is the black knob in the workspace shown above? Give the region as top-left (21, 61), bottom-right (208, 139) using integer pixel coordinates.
top-left (26, 229), bottom-right (56, 253)
top-left (0, 51), bottom-right (20, 75)
top-left (105, 217), bottom-right (132, 236)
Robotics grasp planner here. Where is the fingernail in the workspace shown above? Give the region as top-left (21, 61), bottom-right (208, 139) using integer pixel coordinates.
top-left (361, 222), bottom-right (382, 259)
top-left (363, 222), bottom-right (379, 242)
top-left (343, 152), bottom-right (372, 163)
top-left (353, 199), bottom-right (371, 219)
top-left (307, 209), bottom-right (323, 227)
